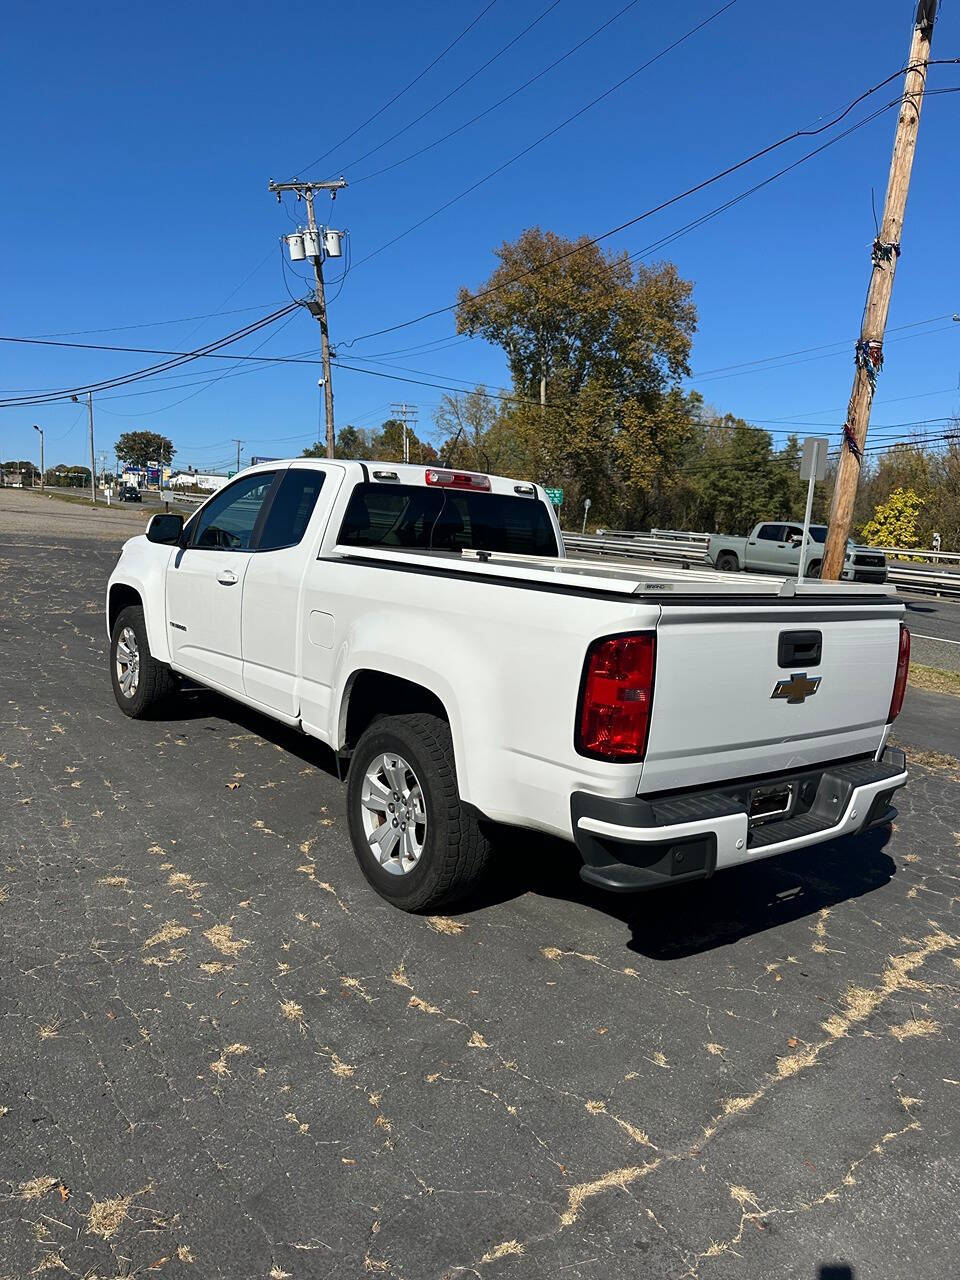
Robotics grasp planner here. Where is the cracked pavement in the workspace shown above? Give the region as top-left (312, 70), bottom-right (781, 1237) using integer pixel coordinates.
top-left (2, 511), bottom-right (959, 1279)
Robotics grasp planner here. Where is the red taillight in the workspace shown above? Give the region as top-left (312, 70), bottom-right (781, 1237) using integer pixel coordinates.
top-left (577, 633), bottom-right (656, 761)
top-left (887, 624), bottom-right (910, 722)
top-left (425, 468), bottom-right (491, 491)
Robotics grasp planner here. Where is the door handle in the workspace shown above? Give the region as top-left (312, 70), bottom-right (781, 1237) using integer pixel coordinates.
top-left (217, 569), bottom-right (238, 586)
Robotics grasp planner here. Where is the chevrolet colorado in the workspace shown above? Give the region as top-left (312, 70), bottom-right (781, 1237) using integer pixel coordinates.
top-left (106, 460), bottom-right (910, 911)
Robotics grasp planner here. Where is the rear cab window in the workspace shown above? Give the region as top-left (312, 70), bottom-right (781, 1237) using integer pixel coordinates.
top-left (337, 483), bottom-right (559, 557)
top-left (258, 469), bottom-right (326, 551)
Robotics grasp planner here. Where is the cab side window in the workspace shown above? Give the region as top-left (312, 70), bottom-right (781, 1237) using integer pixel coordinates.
top-left (757, 524), bottom-right (786, 542)
top-left (258, 470), bottom-right (326, 551)
top-left (192, 473), bottom-right (277, 550)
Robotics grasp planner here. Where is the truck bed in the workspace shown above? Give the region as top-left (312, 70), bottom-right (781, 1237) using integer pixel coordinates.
top-left (328, 543), bottom-right (899, 604)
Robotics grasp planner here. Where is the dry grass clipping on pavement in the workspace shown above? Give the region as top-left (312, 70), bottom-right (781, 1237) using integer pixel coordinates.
top-left (889, 740), bottom-right (960, 781)
top-left (908, 664), bottom-right (960, 698)
top-left (19, 1175), bottom-right (57, 1200)
top-left (144, 920), bottom-right (190, 949)
top-left (203, 923), bottom-right (249, 956)
top-left (86, 1185), bottom-right (149, 1238)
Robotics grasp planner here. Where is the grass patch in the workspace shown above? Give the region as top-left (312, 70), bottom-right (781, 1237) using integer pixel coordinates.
top-left (908, 663), bottom-right (960, 697)
top-left (890, 740), bottom-right (960, 781)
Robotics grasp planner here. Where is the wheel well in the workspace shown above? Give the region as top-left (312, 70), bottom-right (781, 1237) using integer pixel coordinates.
top-left (108, 583), bottom-right (143, 634)
top-left (343, 671), bottom-right (448, 750)
top-left (717, 550), bottom-right (739, 569)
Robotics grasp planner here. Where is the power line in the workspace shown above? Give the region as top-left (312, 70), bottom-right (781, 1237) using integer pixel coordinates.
top-left (0, 304), bottom-right (299, 407)
top-left (691, 313), bottom-right (959, 379)
top-left (103, 311), bottom-right (303, 418)
top-left (20, 302), bottom-right (289, 341)
top-left (340, 60), bottom-right (960, 347)
top-left (348, 1), bottom-right (739, 274)
top-left (350, 0), bottom-right (642, 185)
top-left (292, 0), bottom-right (500, 179)
top-left (340, 0), bottom-right (565, 180)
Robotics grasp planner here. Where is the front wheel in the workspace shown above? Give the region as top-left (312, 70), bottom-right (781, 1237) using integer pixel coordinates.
top-left (346, 712), bottom-right (491, 911)
top-left (110, 605), bottom-right (175, 718)
top-left (806, 560), bottom-right (822, 579)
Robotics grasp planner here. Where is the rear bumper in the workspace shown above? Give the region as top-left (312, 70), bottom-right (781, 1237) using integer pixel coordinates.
top-left (571, 747), bottom-right (907, 892)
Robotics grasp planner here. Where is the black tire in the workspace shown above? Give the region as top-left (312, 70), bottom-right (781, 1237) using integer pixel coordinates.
top-left (715, 551), bottom-right (739, 572)
top-left (346, 712), bottom-right (491, 912)
top-left (110, 604), bottom-right (175, 718)
top-left (807, 560), bottom-right (822, 579)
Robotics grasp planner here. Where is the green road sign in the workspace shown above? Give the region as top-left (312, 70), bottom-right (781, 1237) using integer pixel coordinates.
top-left (544, 486), bottom-right (563, 507)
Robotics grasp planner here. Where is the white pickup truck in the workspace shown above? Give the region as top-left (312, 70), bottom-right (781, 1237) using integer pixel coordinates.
top-left (706, 521), bottom-right (888, 583)
top-left (106, 459), bottom-right (910, 912)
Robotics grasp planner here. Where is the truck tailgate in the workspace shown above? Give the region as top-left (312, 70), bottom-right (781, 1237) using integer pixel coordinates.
top-left (640, 602), bottom-right (903, 793)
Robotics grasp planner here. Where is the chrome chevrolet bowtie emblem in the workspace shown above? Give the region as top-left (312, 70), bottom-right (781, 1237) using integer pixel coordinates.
top-left (771, 672), bottom-right (821, 704)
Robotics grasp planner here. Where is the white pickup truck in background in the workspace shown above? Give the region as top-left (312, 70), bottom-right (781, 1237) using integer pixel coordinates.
top-left (106, 460), bottom-right (910, 912)
top-left (706, 521), bottom-right (888, 583)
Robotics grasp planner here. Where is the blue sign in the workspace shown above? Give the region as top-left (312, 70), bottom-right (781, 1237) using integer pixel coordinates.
top-left (251, 455), bottom-right (280, 466)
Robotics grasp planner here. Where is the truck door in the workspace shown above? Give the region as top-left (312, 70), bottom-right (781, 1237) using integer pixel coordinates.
top-left (240, 464), bottom-right (342, 717)
top-left (749, 523), bottom-right (787, 571)
top-left (165, 471), bottom-right (278, 693)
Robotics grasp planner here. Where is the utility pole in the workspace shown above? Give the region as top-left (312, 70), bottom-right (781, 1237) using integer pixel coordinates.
top-left (88, 393), bottom-right (96, 503)
top-left (232, 439), bottom-right (244, 473)
top-left (391, 402), bottom-right (418, 463)
top-left (822, 0), bottom-right (937, 579)
top-left (33, 424), bottom-right (44, 491)
top-left (269, 177), bottom-right (348, 459)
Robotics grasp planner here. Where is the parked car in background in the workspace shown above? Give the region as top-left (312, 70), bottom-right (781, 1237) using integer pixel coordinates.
top-left (106, 461), bottom-right (908, 913)
top-left (118, 484), bottom-right (142, 503)
top-left (706, 522), bottom-right (887, 583)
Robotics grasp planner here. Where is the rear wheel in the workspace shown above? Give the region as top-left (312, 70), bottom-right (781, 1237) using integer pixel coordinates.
top-left (110, 605), bottom-right (175, 718)
top-left (715, 550), bottom-right (739, 572)
top-left (346, 712), bottom-right (491, 912)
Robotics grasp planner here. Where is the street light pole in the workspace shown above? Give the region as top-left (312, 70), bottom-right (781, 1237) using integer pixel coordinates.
top-left (70, 392), bottom-right (96, 504)
top-left (33, 424), bottom-right (44, 490)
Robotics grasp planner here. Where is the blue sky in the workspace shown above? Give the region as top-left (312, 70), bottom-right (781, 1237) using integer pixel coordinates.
top-left (2, 0), bottom-right (959, 474)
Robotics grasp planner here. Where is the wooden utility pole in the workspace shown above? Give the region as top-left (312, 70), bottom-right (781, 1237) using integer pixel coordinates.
top-left (268, 177), bottom-right (347, 459)
top-left (822, 0), bottom-right (937, 579)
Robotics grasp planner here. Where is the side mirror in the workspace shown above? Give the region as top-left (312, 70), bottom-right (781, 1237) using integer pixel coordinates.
top-left (146, 512), bottom-right (185, 545)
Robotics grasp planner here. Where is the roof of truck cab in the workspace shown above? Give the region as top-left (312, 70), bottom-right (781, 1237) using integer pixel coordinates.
top-left (235, 458), bottom-right (547, 498)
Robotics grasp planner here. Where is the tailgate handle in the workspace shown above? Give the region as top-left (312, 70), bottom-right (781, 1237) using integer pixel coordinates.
top-left (778, 629), bottom-right (821, 668)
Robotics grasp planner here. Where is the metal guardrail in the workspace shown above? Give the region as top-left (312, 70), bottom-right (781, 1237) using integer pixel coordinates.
top-left (598, 527), bottom-right (960, 565)
top-left (562, 530), bottom-right (960, 599)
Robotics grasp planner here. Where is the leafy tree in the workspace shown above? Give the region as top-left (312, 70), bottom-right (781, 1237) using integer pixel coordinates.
top-left (44, 464), bottom-right (91, 487)
top-left (333, 425), bottom-right (374, 460)
top-left (456, 227), bottom-right (697, 523)
top-left (370, 418), bottom-right (438, 465)
top-left (922, 438), bottom-right (960, 548)
top-left (860, 487), bottom-right (925, 550)
top-left (1, 459), bottom-right (38, 482)
top-left (670, 418), bottom-right (805, 535)
top-left (115, 431), bottom-right (175, 466)
top-left (432, 388), bottom-right (521, 474)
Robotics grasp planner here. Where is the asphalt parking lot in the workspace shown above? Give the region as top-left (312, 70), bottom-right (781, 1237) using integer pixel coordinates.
top-left (2, 504), bottom-right (960, 1279)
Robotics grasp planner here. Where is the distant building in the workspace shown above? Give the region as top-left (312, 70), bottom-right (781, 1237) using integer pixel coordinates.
top-left (168, 468), bottom-right (229, 493)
